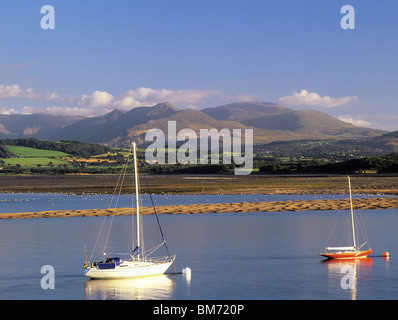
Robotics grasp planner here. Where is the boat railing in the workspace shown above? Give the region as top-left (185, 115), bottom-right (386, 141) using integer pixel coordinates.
top-left (144, 255), bottom-right (176, 264)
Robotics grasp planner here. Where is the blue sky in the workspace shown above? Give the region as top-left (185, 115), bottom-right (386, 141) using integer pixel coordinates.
top-left (0, 0), bottom-right (397, 130)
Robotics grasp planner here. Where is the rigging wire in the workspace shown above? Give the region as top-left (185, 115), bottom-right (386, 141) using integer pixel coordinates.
top-left (323, 211), bottom-right (339, 250)
top-left (89, 144), bottom-right (132, 260)
top-left (103, 149), bottom-right (132, 255)
top-left (353, 205), bottom-right (372, 249)
top-left (142, 170), bottom-right (177, 273)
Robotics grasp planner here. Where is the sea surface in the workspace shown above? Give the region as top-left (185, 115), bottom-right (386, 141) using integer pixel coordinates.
top-left (0, 192), bottom-right (388, 214)
top-left (0, 193), bottom-right (397, 300)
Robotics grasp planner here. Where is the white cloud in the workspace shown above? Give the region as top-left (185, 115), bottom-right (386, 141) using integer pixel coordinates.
top-left (0, 107), bottom-right (18, 115)
top-left (0, 84), bottom-right (60, 101)
top-left (20, 105), bottom-right (96, 117)
top-left (337, 115), bottom-right (372, 127)
top-left (70, 87), bottom-right (214, 109)
top-left (346, 114), bottom-right (398, 132)
top-left (113, 87), bottom-right (222, 110)
top-left (337, 114), bottom-right (398, 131)
top-left (0, 84), bottom-right (23, 99)
top-left (75, 90), bottom-right (114, 107)
top-left (43, 91), bottom-right (61, 101)
top-left (278, 89), bottom-right (358, 108)
top-left (43, 106), bottom-right (97, 117)
top-left (0, 84), bottom-right (262, 116)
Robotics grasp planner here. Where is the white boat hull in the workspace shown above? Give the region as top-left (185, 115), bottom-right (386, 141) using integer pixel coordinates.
top-left (84, 260), bottom-right (174, 279)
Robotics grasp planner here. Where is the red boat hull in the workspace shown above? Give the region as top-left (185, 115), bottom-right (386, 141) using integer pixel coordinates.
top-left (319, 249), bottom-right (373, 259)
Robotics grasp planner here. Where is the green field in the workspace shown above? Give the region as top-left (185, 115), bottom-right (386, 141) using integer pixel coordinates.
top-left (0, 139), bottom-right (129, 174)
top-left (6, 146), bottom-right (71, 158)
top-left (3, 157), bottom-right (69, 167)
top-left (2, 146), bottom-right (71, 168)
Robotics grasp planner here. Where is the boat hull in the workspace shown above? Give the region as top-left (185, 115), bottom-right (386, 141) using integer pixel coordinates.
top-left (319, 249), bottom-right (373, 259)
top-left (84, 260), bottom-right (174, 279)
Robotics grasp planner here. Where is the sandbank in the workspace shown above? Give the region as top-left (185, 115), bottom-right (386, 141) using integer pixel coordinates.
top-left (1, 196), bottom-right (398, 220)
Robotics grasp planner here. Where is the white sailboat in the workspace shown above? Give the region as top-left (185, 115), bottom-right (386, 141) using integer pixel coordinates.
top-left (319, 176), bottom-right (373, 259)
top-left (84, 142), bottom-right (176, 279)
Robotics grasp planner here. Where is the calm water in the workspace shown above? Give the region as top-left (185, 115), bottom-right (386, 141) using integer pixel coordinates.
top-left (0, 193), bottom-right (397, 300)
top-left (0, 192), bottom-right (387, 214)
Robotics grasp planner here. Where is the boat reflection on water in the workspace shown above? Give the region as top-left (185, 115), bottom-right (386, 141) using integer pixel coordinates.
top-left (322, 258), bottom-right (373, 300)
top-left (84, 275), bottom-right (176, 300)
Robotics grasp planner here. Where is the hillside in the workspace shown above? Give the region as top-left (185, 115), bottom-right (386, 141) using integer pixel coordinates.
top-left (242, 109), bottom-right (383, 138)
top-left (122, 108), bottom-right (253, 147)
top-left (0, 114), bottom-right (83, 139)
top-left (0, 138), bottom-right (117, 175)
top-left (0, 101), bottom-right (387, 146)
top-left (57, 102), bottom-right (181, 145)
top-left (201, 101), bottom-right (291, 122)
top-left (259, 151), bottom-right (398, 174)
top-left (57, 101), bottom-right (384, 146)
top-left (254, 129), bottom-right (398, 161)
top-left (56, 110), bottom-right (126, 142)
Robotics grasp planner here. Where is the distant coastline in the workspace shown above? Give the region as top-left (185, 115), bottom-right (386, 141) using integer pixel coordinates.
top-left (0, 174), bottom-right (397, 195)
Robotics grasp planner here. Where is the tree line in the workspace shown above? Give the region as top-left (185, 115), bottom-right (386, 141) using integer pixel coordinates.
top-left (259, 152), bottom-right (398, 174)
top-left (1, 138), bottom-right (397, 175)
top-left (254, 138), bottom-right (396, 161)
top-left (0, 138), bottom-right (111, 158)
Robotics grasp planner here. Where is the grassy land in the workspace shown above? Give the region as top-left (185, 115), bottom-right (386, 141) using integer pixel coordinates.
top-left (1, 145), bottom-right (121, 172)
top-left (3, 157), bottom-right (69, 167)
top-left (1, 139), bottom-right (397, 178)
top-left (5, 146), bottom-right (70, 158)
top-left (1, 144), bottom-right (397, 195)
top-left (2, 146), bottom-right (71, 168)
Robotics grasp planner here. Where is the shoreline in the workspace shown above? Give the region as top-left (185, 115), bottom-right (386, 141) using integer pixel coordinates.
top-left (2, 196), bottom-right (398, 220)
top-left (0, 174), bottom-right (397, 196)
top-left (0, 175), bottom-right (397, 219)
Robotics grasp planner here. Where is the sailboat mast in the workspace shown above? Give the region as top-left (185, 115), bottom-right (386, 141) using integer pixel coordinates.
top-left (133, 142), bottom-right (140, 260)
top-left (348, 176), bottom-right (356, 249)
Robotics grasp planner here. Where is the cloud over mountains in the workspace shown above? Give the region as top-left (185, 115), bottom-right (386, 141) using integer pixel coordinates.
top-left (2, 84), bottom-right (360, 115)
top-left (0, 84), bottom-right (60, 101)
top-left (114, 87), bottom-right (223, 110)
top-left (2, 84), bottom-right (384, 130)
top-left (278, 89), bottom-right (358, 108)
top-left (0, 84), bottom-right (253, 116)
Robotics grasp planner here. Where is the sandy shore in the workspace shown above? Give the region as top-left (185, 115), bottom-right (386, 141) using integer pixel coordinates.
top-left (2, 196), bottom-right (398, 220)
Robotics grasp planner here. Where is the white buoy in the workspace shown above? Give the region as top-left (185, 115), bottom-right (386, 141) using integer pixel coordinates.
top-left (182, 267), bottom-right (191, 285)
top-left (182, 267), bottom-right (191, 276)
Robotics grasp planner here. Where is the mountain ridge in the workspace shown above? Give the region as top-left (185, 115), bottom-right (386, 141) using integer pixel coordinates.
top-left (201, 101), bottom-right (291, 122)
top-left (0, 101), bottom-right (388, 147)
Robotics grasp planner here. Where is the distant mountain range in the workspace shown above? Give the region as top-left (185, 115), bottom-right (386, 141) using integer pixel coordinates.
top-left (0, 101), bottom-right (389, 147)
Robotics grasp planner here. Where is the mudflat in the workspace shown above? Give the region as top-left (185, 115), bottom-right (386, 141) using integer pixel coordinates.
top-left (0, 174), bottom-right (397, 220)
top-left (1, 196), bottom-right (398, 220)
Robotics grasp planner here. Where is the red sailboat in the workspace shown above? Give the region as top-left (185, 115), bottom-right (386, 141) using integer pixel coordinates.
top-left (319, 176), bottom-right (373, 259)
